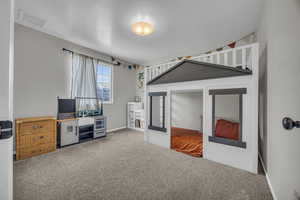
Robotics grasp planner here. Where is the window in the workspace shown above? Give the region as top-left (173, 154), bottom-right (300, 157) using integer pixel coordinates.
top-left (209, 88), bottom-right (247, 148)
top-left (96, 63), bottom-right (113, 104)
top-left (148, 92), bottom-right (167, 132)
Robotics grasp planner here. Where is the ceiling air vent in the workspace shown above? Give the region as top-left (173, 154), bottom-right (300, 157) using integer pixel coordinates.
top-left (16, 9), bottom-right (47, 28)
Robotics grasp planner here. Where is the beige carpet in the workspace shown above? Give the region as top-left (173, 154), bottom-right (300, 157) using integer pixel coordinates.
top-left (14, 129), bottom-right (272, 200)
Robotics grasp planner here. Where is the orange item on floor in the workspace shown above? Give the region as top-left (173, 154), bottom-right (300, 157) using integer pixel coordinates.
top-left (215, 119), bottom-right (239, 140)
top-left (171, 127), bottom-right (203, 157)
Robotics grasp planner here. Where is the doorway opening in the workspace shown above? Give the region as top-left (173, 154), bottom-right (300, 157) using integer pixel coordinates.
top-left (170, 90), bottom-right (203, 157)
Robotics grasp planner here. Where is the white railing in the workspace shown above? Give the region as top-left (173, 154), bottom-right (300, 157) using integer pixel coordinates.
top-left (145, 43), bottom-right (258, 83)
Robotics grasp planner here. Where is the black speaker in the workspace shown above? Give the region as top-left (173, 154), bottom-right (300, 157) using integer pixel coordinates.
top-left (0, 121), bottom-right (13, 139)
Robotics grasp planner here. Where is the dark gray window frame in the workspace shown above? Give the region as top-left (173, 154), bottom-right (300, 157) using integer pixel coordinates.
top-left (208, 88), bottom-right (247, 148)
top-left (148, 92), bottom-right (167, 133)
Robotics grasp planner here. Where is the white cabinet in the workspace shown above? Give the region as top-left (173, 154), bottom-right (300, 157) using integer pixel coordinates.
top-left (127, 102), bottom-right (144, 131)
top-left (0, 137), bottom-right (13, 200)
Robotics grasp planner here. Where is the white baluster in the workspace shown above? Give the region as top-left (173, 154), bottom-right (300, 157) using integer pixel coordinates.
top-left (224, 53), bottom-right (228, 65)
top-left (151, 68), bottom-right (154, 79)
top-left (213, 54), bottom-right (217, 63)
top-left (233, 50), bottom-right (237, 67)
top-left (152, 68), bottom-right (154, 78)
top-left (242, 48), bottom-right (246, 69)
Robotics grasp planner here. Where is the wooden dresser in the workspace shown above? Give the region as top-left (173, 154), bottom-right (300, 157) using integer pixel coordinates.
top-left (16, 116), bottom-right (57, 160)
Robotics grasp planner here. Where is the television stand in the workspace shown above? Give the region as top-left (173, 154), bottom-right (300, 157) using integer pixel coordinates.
top-left (79, 124), bottom-right (94, 142)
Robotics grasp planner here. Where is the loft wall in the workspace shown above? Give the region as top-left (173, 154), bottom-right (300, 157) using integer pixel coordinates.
top-left (171, 91), bottom-right (240, 132)
top-left (171, 92), bottom-right (203, 131)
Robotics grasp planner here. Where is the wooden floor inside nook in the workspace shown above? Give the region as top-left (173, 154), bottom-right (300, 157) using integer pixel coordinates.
top-left (171, 127), bottom-right (203, 157)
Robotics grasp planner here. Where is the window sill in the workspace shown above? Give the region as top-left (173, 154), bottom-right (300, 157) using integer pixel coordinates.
top-left (104, 102), bottom-right (113, 104)
top-left (208, 136), bottom-right (246, 148)
top-left (100, 101), bottom-right (113, 105)
top-left (148, 126), bottom-right (167, 133)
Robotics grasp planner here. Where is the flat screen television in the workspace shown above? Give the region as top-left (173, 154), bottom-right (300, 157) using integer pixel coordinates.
top-left (57, 99), bottom-right (76, 114)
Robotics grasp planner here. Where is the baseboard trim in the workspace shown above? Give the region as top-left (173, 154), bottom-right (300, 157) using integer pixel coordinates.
top-left (258, 153), bottom-right (278, 200)
top-left (107, 126), bottom-right (127, 133)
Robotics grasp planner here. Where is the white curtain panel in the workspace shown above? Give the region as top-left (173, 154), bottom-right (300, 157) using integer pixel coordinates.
top-left (71, 53), bottom-right (99, 112)
top-left (62, 50), bottom-right (73, 97)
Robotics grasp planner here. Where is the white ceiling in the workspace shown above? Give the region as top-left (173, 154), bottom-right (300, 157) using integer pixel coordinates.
top-left (15, 0), bottom-right (262, 65)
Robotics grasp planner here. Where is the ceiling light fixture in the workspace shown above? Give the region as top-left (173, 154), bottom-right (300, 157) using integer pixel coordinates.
top-left (131, 21), bottom-right (154, 36)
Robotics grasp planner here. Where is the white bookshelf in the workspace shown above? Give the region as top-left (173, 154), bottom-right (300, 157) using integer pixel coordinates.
top-left (127, 102), bottom-right (145, 132)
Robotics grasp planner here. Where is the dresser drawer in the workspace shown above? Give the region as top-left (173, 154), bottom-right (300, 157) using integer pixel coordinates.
top-left (19, 120), bottom-right (55, 136)
top-left (18, 143), bottom-right (56, 160)
top-left (15, 117), bottom-right (57, 160)
top-left (17, 132), bottom-right (55, 148)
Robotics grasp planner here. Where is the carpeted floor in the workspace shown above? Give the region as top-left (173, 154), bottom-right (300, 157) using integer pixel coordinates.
top-left (14, 129), bottom-right (273, 200)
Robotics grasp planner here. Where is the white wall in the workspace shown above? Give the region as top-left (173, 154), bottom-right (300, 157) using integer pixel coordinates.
top-left (136, 66), bottom-right (145, 104)
top-left (0, 0), bottom-right (14, 199)
top-left (215, 95), bottom-right (239, 122)
top-left (257, 0), bottom-right (300, 199)
top-left (171, 91), bottom-right (203, 131)
top-left (14, 24), bottom-right (137, 130)
top-left (257, 0), bottom-right (269, 170)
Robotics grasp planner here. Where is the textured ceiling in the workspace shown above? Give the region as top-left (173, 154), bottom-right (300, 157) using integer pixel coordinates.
top-left (15, 0), bottom-right (262, 65)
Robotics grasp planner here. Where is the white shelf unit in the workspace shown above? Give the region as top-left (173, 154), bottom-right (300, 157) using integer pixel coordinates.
top-left (127, 102), bottom-right (145, 132)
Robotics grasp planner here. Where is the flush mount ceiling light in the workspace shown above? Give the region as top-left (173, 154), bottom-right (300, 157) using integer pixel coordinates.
top-left (131, 21), bottom-right (154, 36)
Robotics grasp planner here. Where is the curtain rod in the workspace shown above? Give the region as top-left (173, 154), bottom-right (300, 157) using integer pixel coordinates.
top-left (62, 48), bottom-right (120, 66)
